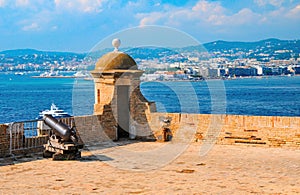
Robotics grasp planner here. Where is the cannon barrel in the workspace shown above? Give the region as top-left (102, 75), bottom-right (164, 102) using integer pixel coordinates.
top-left (43, 114), bottom-right (71, 141)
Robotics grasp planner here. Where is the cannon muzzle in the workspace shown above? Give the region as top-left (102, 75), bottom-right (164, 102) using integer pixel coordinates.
top-left (43, 114), bottom-right (72, 141)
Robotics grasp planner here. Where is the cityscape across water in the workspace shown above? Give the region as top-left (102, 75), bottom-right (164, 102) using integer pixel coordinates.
top-left (0, 73), bottom-right (299, 123)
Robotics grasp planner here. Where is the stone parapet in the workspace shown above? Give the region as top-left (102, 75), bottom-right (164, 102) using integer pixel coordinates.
top-left (1, 113), bottom-right (299, 159)
top-left (0, 125), bottom-right (9, 157)
top-left (147, 113), bottom-right (300, 148)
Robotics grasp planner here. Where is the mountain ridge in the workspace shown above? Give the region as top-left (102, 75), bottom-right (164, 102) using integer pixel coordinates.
top-left (1, 38), bottom-right (299, 55)
top-left (1, 38), bottom-right (299, 62)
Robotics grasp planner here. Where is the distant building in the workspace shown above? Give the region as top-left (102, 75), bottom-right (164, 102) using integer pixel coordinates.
top-left (219, 68), bottom-right (226, 77)
top-left (253, 66), bottom-right (263, 75)
top-left (198, 67), bottom-right (209, 78)
top-left (208, 68), bottom-right (219, 78)
top-left (294, 66), bottom-right (300, 74)
top-left (228, 67), bottom-right (257, 77)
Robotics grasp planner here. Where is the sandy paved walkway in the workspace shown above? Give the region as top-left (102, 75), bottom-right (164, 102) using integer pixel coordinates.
top-left (0, 142), bottom-right (300, 194)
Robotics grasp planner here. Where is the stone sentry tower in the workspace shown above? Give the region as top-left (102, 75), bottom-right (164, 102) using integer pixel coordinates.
top-left (90, 39), bottom-right (156, 140)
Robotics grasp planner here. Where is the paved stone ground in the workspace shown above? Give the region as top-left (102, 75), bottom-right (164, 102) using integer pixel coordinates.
top-left (0, 142), bottom-right (300, 194)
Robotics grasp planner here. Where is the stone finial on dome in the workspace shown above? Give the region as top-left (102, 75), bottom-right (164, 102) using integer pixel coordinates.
top-left (91, 38), bottom-right (138, 71)
top-left (112, 38), bottom-right (121, 52)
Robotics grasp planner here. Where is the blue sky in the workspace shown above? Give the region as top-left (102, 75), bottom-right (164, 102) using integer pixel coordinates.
top-left (0, 0), bottom-right (299, 52)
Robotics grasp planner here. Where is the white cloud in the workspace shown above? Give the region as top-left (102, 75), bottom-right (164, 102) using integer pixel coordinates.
top-left (18, 9), bottom-right (53, 32)
top-left (54, 0), bottom-right (104, 13)
top-left (22, 22), bottom-right (40, 31)
top-left (228, 8), bottom-right (261, 25)
top-left (15, 0), bottom-right (29, 7)
top-left (196, 7), bottom-right (261, 26)
top-left (0, 0), bottom-right (55, 10)
top-left (286, 4), bottom-right (300, 18)
top-left (0, 0), bottom-right (6, 7)
top-left (137, 12), bottom-right (165, 26)
top-left (137, 0), bottom-right (262, 28)
top-left (254, 0), bottom-right (284, 7)
top-left (154, 2), bottom-right (160, 7)
top-left (192, 0), bottom-right (224, 13)
top-left (254, 0), bottom-right (265, 6)
top-left (51, 25), bottom-right (58, 31)
top-left (135, 0), bottom-right (300, 42)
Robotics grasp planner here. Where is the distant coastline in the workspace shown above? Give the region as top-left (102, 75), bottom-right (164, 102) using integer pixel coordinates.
top-left (31, 75), bottom-right (77, 78)
top-left (2, 70), bottom-right (299, 82)
top-left (12, 71), bottom-right (298, 81)
top-left (140, 73), bottom-right (300, 82)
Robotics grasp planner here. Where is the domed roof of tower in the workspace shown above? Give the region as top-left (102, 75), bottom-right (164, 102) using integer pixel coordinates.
top-left (93, 38), bottom-right (137, 71)
top-left (94, 51), bottom-right (137, 71)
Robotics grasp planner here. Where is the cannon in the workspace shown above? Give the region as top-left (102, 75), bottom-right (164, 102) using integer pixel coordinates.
top-left (42, 114), bottom-right (83, 160)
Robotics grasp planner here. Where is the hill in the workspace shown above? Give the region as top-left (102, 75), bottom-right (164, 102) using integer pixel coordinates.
top-left (1, 39), bottom-right (299, 65)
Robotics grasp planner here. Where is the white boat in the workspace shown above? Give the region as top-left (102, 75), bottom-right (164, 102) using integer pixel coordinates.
top-left (73, 71), bottom-right (91, 78)
top-left (37, 103), bottom-right (72, 119)
top-left (15, 72), bottom-right (25, 75)
top-left (39, 70), bottom-right (60, 77)
top-left (37, 103), bottom-right (72, 135)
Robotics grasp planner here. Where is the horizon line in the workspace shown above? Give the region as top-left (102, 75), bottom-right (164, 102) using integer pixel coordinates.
top-left (1, 37), bottom-right (299, 54)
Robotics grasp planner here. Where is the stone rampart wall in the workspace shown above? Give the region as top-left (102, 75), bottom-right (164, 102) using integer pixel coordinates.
top-left (148, 113), bottom-right (300, 148)
top-left (1, 113), bottom-right (299, 158)
top-left (72, 113), bottom-right (300, 148)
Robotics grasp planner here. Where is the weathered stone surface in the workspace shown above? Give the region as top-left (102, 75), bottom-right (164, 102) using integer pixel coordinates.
top-left (136, 112), bottom-right (300, 148)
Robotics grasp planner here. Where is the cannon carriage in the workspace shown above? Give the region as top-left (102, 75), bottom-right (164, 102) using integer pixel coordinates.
top-left (42, 114), bottom-right (83, 160)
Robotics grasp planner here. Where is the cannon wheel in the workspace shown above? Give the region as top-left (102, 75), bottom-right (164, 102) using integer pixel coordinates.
top-left (43, 150), bottom-right (54, 158)
top-left (52, 152), bottom-right (77, 160)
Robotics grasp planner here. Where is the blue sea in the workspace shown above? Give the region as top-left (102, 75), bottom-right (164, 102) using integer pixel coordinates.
top-left (0, 73), bottom-right (299, 123)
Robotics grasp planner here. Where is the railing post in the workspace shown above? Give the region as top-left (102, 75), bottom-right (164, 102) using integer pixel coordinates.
top-left (9, 122), bottom-right (15, 159)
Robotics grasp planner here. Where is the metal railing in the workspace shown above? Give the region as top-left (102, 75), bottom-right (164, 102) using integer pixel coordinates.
top-left (8, 117), bottom-right (74, 156)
